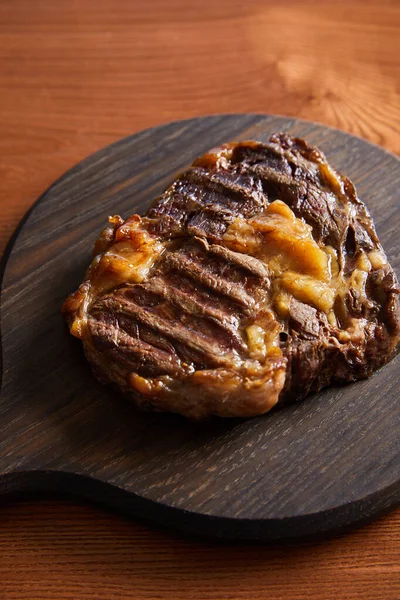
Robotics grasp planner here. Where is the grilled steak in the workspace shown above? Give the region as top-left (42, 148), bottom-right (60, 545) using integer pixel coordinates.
top-left (62, 134), bottom-right (400, 419)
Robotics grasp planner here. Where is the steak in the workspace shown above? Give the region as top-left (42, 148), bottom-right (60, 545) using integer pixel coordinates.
top-left (62, 134), bottom-right (400, 419)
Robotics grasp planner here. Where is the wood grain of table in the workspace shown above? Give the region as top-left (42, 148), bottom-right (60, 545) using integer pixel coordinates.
top-left (0, 1), bottom-right (399, 599)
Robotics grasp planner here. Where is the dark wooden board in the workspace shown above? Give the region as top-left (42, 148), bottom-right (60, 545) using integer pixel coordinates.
top-left (0, 115), bottom-right (399, 542)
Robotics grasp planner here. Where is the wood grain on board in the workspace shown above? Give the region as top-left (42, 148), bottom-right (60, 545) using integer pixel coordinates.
top-left (0, 1), bottom-right (399, 599)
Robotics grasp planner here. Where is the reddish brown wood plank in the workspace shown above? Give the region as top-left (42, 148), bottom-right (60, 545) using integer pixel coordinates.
top-left (0, 501), bottom-right (399, 600)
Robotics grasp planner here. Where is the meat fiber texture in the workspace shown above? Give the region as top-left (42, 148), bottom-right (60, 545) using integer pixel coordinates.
top-left (63, 134), bottom-right (400, 419)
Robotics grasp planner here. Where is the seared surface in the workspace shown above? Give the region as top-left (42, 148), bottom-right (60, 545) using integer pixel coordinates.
top-left (63, 134), bottom-right (400, 418)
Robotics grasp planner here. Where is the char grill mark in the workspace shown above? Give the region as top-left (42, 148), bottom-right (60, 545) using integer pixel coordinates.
top-left (88, 314), bottom-right (181, 378)
top-left (164, 249), bottom-right (258, 311)
top-left (231, 141), bottom-right (292, 174)
top-left (207, 244), bottom-right (269, 280)
top-left (180, 169), bottom-right (266, 217)
top-left (148, 167), bottom-right (267, 238)
top-left (91, 290), bottom-right (238, 369)
top-left (186, 206), bottom-right (235, 240)
top-left (143, 276), bottom-right (247, 352)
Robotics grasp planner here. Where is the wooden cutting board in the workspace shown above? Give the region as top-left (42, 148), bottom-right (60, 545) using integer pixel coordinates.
top-left (0, 114), bottom-right (399, 542)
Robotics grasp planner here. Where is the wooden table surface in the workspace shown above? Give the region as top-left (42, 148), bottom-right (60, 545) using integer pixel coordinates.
top-left (0, 1), bottom-right (399, 598)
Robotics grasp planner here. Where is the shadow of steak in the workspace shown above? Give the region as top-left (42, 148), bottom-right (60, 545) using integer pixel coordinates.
top-left (62, 134), bottom-right (400, 418)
